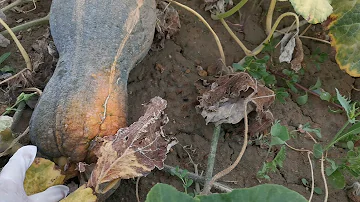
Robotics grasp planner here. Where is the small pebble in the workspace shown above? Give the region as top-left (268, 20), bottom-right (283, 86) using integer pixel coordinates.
top-left (185, 69), bottom-right (190, 74)
top-left (198, 70), bottom-right (208, 77)
top-left (155, 63), bottom-right (165, 73)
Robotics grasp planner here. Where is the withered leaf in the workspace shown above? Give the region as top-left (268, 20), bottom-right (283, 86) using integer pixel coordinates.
top-left (152, 2), bottom-right (181, 51)
top-left (88, 97), bottom-right (173, 193)
top-left (291, 36), bottom-right (304, 72)
top-left (203, 0), bottom-right (234, 15)
top-left (279, 32), bottom-right (296, 64)
top-left (196, 72), bottom-right (275, 126)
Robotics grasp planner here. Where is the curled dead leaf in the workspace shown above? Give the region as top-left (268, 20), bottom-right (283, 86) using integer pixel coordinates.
top-left (152, 1), bottom-right (181, 51)
top-left (290, 36), bottom-right (304, 72)
top-left (196, 72), bottom-right (275, 126)
top-left (279, 32), bottom-right (297, 64)
top-left (203, 0), bottom-right (233, 16)
top-left (88, 97), bottom-right (175, 193)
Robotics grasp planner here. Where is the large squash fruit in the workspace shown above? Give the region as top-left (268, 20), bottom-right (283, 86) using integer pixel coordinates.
top-left (29, 0), bottom-right (156, 162)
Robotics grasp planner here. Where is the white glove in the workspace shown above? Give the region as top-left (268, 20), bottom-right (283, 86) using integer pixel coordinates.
top-left (0, 145), bottom-right (69, 202)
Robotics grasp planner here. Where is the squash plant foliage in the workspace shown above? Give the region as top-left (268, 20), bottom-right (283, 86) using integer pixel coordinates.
top-left (145, 183), bottom-right (307, 202)
top-left (288, 0), bottom-right (360, 77)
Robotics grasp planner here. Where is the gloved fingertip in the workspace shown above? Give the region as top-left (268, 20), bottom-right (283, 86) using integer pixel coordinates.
top-left (29, 185), bottom-right (69, 202)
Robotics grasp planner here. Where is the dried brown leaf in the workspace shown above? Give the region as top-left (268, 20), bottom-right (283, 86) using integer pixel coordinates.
top-left (203, 0), bottom-right (233, 15)
top-left (291, 36), bottom-right (304, 72)
top-left (88, 97), bottom-right (174, 193)
top-left (196, 72), bottom-right (275, 126)
top-left (152, 2), bottom-right (181, 51)
top-left (248, 110), bottom-right (274, 136)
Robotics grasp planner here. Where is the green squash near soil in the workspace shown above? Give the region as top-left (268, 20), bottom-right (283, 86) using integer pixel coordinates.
top-left (29, 0), bottom-right (156, 162)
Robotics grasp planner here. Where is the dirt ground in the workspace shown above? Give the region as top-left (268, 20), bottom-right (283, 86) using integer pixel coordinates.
top-left (0, 0), bottom-right (358, 202)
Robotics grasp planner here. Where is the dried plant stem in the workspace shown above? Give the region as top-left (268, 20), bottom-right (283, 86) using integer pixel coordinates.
top-left (202, 124), bottom-right (221, 194)
top-left (321, 155), bottom-right (328, 202)
top-left (23, 87), bottom-right (42, 95)
top-left (167, 0), bottom-right (226, 64)
top-left (300, 24), bottom-right (312, 36)
top-left (299, 35), bottom-right (331, 45)
top-left (307, 152), bottom-right (314, 202)
top-left (284, 143), bottom-right (315, 202)
top-left (202, 101), bottom-right (250, 195)
top-left (266, 0), bottom-right (277, 35)
top-left (0, 13), bottom-right (49, 36)
top-left (0, 126), bottom-right (29, 157)
top-left (163, 164), bottom-right (233, 193)
top-left (0, 68), bottom-right (30, 86)
top-left (136, 177), bottom-right (141, 202)
top-left (273, 20), bottom-right (308, 38)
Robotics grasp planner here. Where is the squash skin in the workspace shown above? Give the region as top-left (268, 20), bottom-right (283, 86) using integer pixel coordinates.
top-left (29, 0), bottom-right (156, 162)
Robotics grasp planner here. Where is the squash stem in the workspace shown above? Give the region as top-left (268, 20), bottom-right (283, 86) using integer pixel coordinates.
top-left (202, 124), bottom-right (221, 194)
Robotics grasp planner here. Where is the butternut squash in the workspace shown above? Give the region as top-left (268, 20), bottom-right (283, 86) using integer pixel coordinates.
top-left (29, 0), bottom-right (156, 162)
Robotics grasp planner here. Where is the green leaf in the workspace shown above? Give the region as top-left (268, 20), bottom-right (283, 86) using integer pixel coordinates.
top-left (320, 92), bottom-right (331, 101)
top-left (328, 169), bottom-right (345, 189)
top-left (275, 88), bottom-right (289, 103)
top-left (289, 0), bottom-right (333, 24)
top-left (314, 187), bottom-right (323, 195)
top-left (145, 183), bottom-right (194, 202)
top-left (301, 123), bottom-right (322, 138)
top-left (146, 183), bottom-right (308, 202)
top-left (313, 143), bottom-right (323, 159)
top-left (270, 122), bottom-right (290, 146)
top-left (286, 81), bottom-right (298, 93)
top-left (232, 63), bottom-right (245, 71)
top-left (0, 65), bottom-right (14, 73)
top-left (264, 74), bottom-right (276, 85)
top-left (0, 52), bottom-right (11, 66)
top-left (325, 158), bottom-right (338, 176)
top-left (296, 93), bottom-right (308, 105)
top-left (301, 178), bottom-right (308, 186)
top-left (309, 78), bottom-right (321, 90)
top-left (335, 88), bottom-right (351, 120)
top-left (196, 184), bottom-right (308, 202)
top-left (327, 0), bottom-right (360, 77)
top-left (347, 141), bottom-right (354, 150)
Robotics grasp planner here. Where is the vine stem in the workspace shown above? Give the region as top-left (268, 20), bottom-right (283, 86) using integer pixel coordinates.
top-left (222, 12), bottom-right (299, 57)
top-left (266, 0), bottom-right (277, 35)
top-left (202, 99), bottom-right (250, 195)
top-left (162, 164), bottom-right (233, 193)
top-left (0, 13), bottom-right (50, 36)
top-left (167, 0), bottom-right (226, 64)
top-left (202, 124), bottom-right (221, 194)
top-left (0, 18), bottom-right (32, 71)
top-left (211, 0), bottom-right (248, 20)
